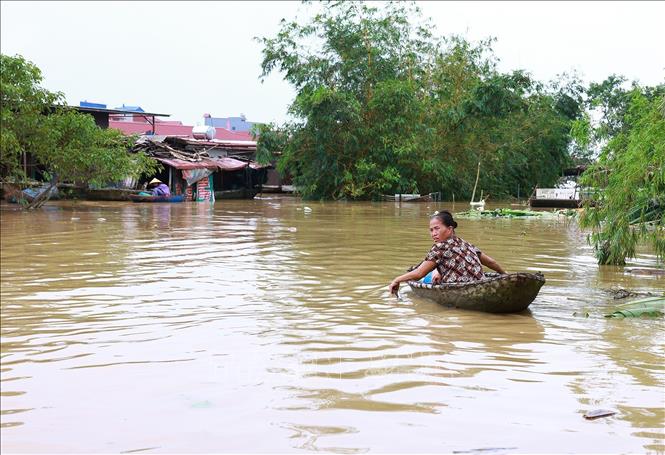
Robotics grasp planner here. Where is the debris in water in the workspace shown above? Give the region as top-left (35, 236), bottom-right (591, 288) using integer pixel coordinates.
top-left (455, 208), bottom-right (573, 219)
top-left (626, 268), bottom-right (665, 276)
top-left (606, 287), bottom-right (638, 300)
top-left (603, 286), bottom-right (656, 300)
top-left (604, 296), bottom-right (665, 318)
top-left (583, 409), bottom-right (616, 420)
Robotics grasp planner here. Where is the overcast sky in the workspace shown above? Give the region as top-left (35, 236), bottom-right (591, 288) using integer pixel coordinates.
top-left (2, 1), bottom-right (663, 126)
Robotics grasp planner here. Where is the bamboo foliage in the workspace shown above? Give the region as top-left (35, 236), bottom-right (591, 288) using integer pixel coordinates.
top-left (579, 90), bottom-right (665, 265)
top-left (257, 2), bottom-right (579, 201)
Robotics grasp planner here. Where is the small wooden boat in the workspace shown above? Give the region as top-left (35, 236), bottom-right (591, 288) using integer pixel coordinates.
top-left (527, 187), bottom-right (593, 209)
top-left (528, 197), bottom-right (581, 209)
top-left (65, 187), bottom-right (142, 201)
top-left (383, 192), bottom-right (440, 202)
top-left (129, 194), bottom-right (185, 203)
top-left (407, 272), bottom-right (545, 313)
top-left (214, 188), bottom-right (259, 199)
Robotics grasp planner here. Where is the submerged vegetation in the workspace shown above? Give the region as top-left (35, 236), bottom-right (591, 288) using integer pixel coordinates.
top-left (455, 208), bottom-right (576, 219)
top-left (257, 2), bottom-right (580, 201)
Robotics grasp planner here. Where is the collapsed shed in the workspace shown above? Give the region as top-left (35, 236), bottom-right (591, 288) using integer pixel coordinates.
top-left (133, 136), bottom-right (268, 201)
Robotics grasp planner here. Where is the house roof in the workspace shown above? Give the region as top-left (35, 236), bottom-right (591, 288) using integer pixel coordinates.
top-left (80, 101), bottom-right (107, 109)
top-left (109, 120), bottom-right (189, 136)
top-left (135, 136), bottom-right (266, 172)
top-left (170, 136), bottom-right (256, 151)
top-left (154, 156), bottom-right (263, 171)
top-left (115, 105), bottom-right (145, 112)
top-left (155, 158), bottom-right (220, 170)
top-left (205, 116), bottom-right (259, 132)
top-left (109, 120), bottom-right (253, 141)
top-left (217, 157), bottom-right (251, 171)
top-left (74, 106), bottom-right (170, 117)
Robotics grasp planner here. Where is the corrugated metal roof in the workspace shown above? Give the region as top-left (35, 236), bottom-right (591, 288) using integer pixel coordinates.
top-left (80, 101), bottom-right (107, 109)
top-left (74, 106), bottom-right (170, 117)
top-left (155, 157), bottom-right (262, 172)
top-left (155, 158), bottom-right (220, 170)
top-left (115, 105), bottom-right (145, 112)
top-left (217, 157), bottom-right (249, 171)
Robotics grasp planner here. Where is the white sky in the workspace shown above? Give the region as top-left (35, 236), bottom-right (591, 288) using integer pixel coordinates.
top-left (2, 1), bottom-right (664, 126)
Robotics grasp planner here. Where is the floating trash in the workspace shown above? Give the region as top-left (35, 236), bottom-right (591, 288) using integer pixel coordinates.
top-left (583, 409), bottom-right (616, 420)
top-left (626, 268), bottom-right (665, 276)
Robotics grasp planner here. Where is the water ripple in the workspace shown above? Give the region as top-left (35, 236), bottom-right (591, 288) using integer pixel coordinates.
top-left (1, 200), bottom-right (663, 453)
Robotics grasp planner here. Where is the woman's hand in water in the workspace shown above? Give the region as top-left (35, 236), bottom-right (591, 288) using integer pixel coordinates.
top-left (389, 261), bottom-right (437, 295)
top-left (431, 269), bottom-right (442, 284)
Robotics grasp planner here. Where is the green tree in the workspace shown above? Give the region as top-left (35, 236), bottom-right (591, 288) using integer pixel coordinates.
top-left (258, 2), bottom-right (435, 199)
top-left (579, 89), bottom-right (665, 265)
top-left (257, 2), bottom-right (576, 200)
top-left (1, 54), bottom-right (60, 179)
top-left (1, 54), bottom-right (158, 208)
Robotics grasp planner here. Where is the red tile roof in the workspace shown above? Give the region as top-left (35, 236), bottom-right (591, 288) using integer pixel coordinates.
top-left (109, 120), bottom-right (253, 141)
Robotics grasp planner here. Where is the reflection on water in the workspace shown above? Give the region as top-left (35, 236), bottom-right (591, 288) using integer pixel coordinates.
top-left (1, 199), bottom-right (663, 453)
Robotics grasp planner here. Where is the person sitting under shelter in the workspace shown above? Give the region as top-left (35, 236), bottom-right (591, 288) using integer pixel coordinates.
top-left (147, 178), bottom-right (170, 197)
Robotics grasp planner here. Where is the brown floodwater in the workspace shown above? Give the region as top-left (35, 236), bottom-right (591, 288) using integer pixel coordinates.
top-left (1, 198), bottom-right (663, 453)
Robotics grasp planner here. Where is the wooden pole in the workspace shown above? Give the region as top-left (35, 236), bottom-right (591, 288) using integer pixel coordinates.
top-left (470, 161), bottom-right (480, 203)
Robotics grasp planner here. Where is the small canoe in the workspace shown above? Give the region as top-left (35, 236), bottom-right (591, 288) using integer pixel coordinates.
top-left (383, 193), bottom-right (434, 202)
top-left (129, 194), bottom-right (185, 203)
top-left (528, 197), bottom-right (581, 209)
top-left (407, 272), bottom-right (545, 313)
top-left (214, 188), bottom-right (259, 199)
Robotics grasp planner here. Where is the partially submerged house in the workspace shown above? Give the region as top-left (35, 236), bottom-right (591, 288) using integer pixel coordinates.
top-left (133, 136), bottom-right (268, 201)
top-left (72, 101), bottom-right (275, 199)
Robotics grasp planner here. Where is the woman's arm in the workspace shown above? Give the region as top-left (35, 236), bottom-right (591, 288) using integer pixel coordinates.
top-left (389, 261), bottom-right (437, 295)
top-left (479, 252), bottom-right (506, 274)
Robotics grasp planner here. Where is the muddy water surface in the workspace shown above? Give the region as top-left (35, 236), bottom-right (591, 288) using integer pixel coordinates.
top-left (1, 198), bottom-right (663, 453)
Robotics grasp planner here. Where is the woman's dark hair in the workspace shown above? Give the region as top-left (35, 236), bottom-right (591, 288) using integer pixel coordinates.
top-left (430, 210), bottom-right (458, 229)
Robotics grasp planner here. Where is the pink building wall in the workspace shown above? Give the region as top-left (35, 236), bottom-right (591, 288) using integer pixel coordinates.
top-left (109, 120), bottom-right (253, 140)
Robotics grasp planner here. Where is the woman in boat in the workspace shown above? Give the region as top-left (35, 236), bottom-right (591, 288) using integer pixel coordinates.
top-left (388, 210), bottom-right (506, 295)
top-left (147, 178), bottom-right (171, 197)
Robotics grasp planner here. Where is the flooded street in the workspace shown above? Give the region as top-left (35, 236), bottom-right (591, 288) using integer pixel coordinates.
top-left (1, 198), bottom-right (663, 453)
